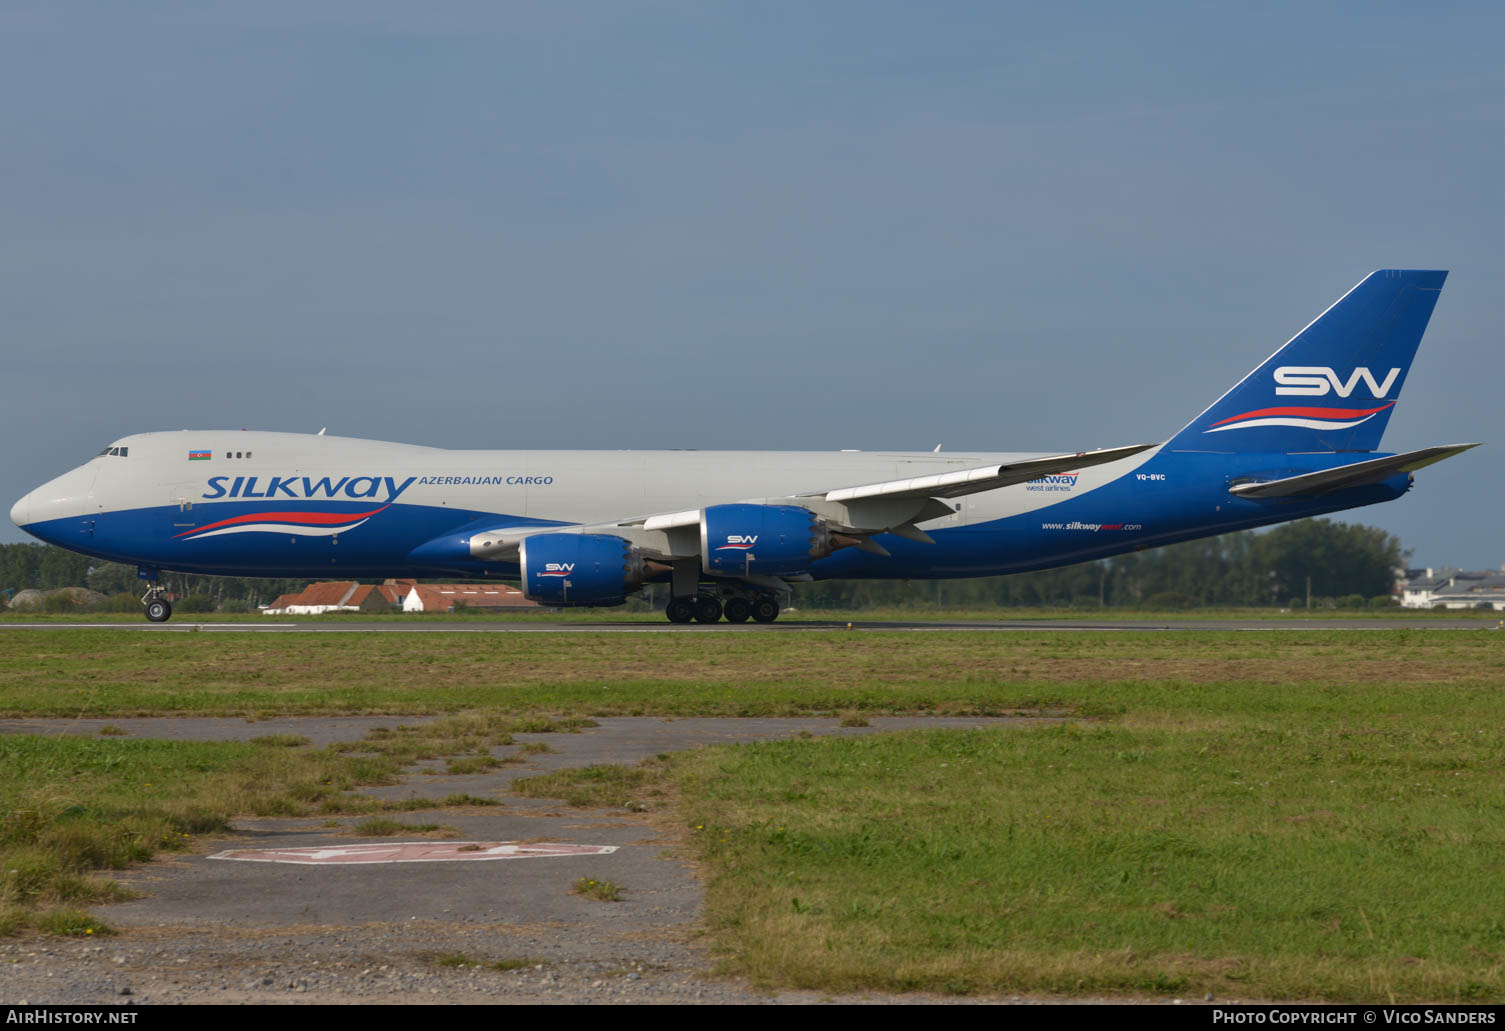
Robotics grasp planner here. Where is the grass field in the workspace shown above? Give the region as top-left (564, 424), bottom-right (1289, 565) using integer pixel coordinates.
top-left (674, 717), bottom-right (1505, 1002)
top-left (0, 627), bottom-right (1501, 718)
top-left (1, 626), bottom-right (1503, 999)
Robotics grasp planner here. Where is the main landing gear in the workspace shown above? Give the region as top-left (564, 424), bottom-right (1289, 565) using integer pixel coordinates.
top-left (665, 591), bottom-right (780, 624)
top-left (750, 596), bottom-right (780, 623)
top-left (142, 583), bottom-right (172, 623)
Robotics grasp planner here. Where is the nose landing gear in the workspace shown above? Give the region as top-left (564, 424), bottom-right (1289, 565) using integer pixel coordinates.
top-left (141, 578), bottom-right (173, 623)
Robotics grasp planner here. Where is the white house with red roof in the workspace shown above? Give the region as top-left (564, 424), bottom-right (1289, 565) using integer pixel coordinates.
top-left (263, 580), bottom-right (538, 614)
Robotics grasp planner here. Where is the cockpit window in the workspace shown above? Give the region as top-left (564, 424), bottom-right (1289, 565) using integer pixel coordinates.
top-left (95, 446), bottom-right (129, 458)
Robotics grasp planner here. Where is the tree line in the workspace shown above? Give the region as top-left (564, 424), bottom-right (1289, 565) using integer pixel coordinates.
top-left (0, 545), bottom-right (307, 611)
top-left (1, 517), bottom-right (1404, 612)
top-left (787, 518), bottom-right (1405, 610)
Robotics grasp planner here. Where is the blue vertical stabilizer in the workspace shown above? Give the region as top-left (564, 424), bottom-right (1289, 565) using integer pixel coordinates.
top-left (1167, 269), bottom-right (1446, 453)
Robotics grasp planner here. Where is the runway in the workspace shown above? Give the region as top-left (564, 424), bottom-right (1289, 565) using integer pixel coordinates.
top-left (3, 616), bottom-right (1498, 632)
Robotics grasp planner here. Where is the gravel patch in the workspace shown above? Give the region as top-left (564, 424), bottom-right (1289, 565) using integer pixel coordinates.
top-left (0, 715), bottom-right (1053, 1005)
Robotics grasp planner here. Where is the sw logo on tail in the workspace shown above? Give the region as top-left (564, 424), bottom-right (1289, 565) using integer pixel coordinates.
top-left (1273, 366), bottom-right (1401, 398)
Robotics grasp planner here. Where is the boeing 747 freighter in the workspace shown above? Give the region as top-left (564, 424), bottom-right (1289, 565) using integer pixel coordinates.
top-left (10, 270), bottom-right (1477, 623)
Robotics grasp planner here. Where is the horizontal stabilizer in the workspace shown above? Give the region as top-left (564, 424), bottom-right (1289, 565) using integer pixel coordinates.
top-left (1228, 444), bottom-right (1478, 499)
top-left (811, 444), bottom-right (1154, 503)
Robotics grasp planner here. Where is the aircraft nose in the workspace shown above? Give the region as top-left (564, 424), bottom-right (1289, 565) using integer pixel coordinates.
top-left (10, 491), bottom-right (32, 529)
top-left (11, 465), bottom-right (98, 539)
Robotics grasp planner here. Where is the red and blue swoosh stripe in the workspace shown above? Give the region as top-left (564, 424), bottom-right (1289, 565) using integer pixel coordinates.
top-left (1203, 402), bottom-right (1394, 435)
top-left (176, 506), bottom-right (389, 541)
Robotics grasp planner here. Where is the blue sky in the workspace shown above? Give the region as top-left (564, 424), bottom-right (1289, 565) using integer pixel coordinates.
top-left (3, 1), bottom-right (1500, 568)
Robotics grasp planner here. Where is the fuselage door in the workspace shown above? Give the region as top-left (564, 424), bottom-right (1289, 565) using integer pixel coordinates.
top-left (167, 484), bottom-right (200, 533)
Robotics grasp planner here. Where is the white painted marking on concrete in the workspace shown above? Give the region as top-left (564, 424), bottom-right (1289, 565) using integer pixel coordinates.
top-left (207, 841), bottom-right (619, 865)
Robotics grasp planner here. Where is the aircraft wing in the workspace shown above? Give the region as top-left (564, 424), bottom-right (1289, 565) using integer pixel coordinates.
top-left (1227, 444), bottom-right (1479, 499)
top-left (802, 444), bottom-right (1155, 502)
top-left (620, 443), bottom-right (1154, 532)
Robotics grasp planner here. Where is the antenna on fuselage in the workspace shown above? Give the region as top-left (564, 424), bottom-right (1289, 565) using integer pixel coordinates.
top-left (933, 443), bottom-right (942, 453)
top-left (317, 427), bottom-right (327, 436)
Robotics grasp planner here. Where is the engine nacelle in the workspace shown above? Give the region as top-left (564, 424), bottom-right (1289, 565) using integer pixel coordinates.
top-left (700, 504), bottom-right (832, 576)
top-left (519, 533), bottom-right (646, 606)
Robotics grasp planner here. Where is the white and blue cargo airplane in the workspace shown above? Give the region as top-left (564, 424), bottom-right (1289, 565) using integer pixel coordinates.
top-left (10, 270), bottom-right (1478, 624)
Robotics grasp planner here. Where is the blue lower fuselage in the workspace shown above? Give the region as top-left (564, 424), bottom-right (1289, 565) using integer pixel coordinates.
top-left (18, 450), bottom-right (1410, 583)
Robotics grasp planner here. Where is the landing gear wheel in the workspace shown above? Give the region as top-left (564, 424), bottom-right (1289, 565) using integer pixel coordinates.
top-left (693, 596), bottom-right (724, 624)
top-left (145, 599), bottom-right (172, 623)
top-left (751, 597), bottom-right (780, 623)
top-left (665, 598), bottom-right (695, 624)
top-left (722, 597), bottom-right (751, 624)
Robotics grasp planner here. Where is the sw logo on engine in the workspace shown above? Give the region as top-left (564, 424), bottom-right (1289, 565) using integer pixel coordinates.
top-left (716, 535), bottom-right (758, 550)
top-left (1273, 366), bottom-right (1401, 398)
top-left (540, 562), bottom-right (574, 577)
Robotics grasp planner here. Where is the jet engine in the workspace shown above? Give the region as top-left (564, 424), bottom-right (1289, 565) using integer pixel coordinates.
top-left (699, 504), bottom-right (836, 576)
top-left (519, 533), bottom-right (656, 606)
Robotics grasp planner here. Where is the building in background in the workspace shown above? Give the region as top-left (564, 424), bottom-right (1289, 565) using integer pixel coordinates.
top-left (402, 583), bottom-right (536, 612)
top-left (1400, 568), bottom-right (1505, 610)
top-left (261, 582), bottom-right (393, 615)
top-left (262, 580), bottom-right (538, 614)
